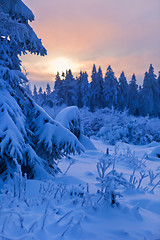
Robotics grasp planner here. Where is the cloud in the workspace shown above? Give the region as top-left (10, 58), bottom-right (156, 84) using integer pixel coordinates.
top-left (22, 0), bottom-right (160, 86)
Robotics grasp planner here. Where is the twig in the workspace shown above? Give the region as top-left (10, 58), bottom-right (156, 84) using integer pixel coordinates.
top-left (56, 211), bottom-right (73, 224)
top-left (151, 180), bottom-right (160, 192)
top-left (137, 172), bottom-right (148, 189)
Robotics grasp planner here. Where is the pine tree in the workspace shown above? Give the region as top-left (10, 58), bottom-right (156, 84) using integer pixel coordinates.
top-left (128, 74), bottom-right (139, 115)
top-left (103, 65), bottom-right (118, 108)
top-left (0, 0), bottom-right (83, 181)
top-left (117, 71), bottom-right (129, 111)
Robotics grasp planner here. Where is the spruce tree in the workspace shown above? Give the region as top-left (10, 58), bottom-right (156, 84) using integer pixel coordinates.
top-left (97, 66), bottom-right (105, 108)
top-left (33, 85), bottom-right (38, 101)
top-left (141, 64), bottom-right (159, 116)
top-left (77, 71), bottom-right (84, 108)
top-left (0, 0), bottom-right (83, 181)
top-left (103, 65), bottom-right (118, 108)
top-left (25, 83), bottom-right (32, 96)
top-left (77, 71), bottom-right (89, 108)
top-left (158, 71), bottom-right (160, 87)
top-left (117, 71), bottom-right (129, 111)
top-left (90, 65), bottom-right (104, 110)
top-left (80, 71), bottom-right (90, 108)
top-left (63, 69), bottom-right (77, 106)
top-left (38, 87), bottom-right (43, 95)
top-left (38, 86), bottom-right (43, 104)
top-left (128, 74), bottom-right (139, 115)
top-left (90, 64), bottom-right (98, 110)
top-left (46, 83), bottom-right (51, 95)
top-left (54, 72), bottom-right (64, 105)
top-left (157, 71), bottom-right (160, 116)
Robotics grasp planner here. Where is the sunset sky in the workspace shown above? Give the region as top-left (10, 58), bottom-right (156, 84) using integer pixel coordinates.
top-left (22, 0), bottom-right (160, 88)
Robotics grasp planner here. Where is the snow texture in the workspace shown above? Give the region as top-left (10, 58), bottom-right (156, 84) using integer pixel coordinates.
top-left (0, 138), bottom-right (160, 240)
top-left (55, 106), bottom-right (96, 150)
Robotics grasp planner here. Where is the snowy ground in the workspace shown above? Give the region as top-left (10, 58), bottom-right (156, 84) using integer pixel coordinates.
top-left (0, 139), bottom-right (160, 240)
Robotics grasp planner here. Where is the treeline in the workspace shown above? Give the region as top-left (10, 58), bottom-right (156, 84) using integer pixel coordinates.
top-left (30, 64), bottom-right (160, 117)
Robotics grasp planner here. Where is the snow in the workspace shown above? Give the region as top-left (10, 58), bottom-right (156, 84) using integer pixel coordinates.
top-left (148, 145), bottom-right (160, 161)
top-left (32, 104), bottom-right (85, 159)
top-left (78, 134), bottom-right (96, 150)
top-left (0, 139), bottom-right (160, 240)
top-left (55, 106), bottom-right (96, 150)
top-left (55, 106), bottom-right (81, 132)
top-left (0, 86), bottom-right (25, 162)
top-left (1, 1), bottom-right (160, 237)
top-left (1, 0), bottom-right (35, 22)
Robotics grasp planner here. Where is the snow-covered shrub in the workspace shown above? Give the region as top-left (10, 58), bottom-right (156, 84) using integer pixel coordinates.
top-left (55, 106), bottom-right (96, 150)
top-left (79, 108), bottom-right (160, 145)
top-left (55, 106), bottom-right (82, 138)
top-left (96, 148), bottom-right (160, 205)
top-left (117, 147), bottom-right (146, 170)
top-left (116, 148), bottom-right (160, 192)
top-left (80, 108), bottom-right (105, 137)
top-left (96, 153), bottom-right (131, 206)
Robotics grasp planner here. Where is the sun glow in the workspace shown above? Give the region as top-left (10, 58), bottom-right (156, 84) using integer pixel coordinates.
top-left (49, 57), bottom-right (80, 74)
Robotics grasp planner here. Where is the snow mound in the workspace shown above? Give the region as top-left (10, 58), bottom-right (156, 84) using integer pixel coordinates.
top-left (55, 106), bottom-right (82, 138)
top-left (55, 106), bottom-right (96, 150)
top-left (148, 145), bottom-right (160, 159)
top-left (78, 134), bottom-right (96, 150)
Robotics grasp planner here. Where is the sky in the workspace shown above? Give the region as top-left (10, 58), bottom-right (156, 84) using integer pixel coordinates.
top-left (22, 0), bottom-right (160, 89)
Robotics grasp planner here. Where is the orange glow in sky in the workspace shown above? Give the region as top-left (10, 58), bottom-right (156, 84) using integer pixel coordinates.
top-left (22, 0), bottom-right (160, 87)
top-left (48, 57), bottom-right (81, 75)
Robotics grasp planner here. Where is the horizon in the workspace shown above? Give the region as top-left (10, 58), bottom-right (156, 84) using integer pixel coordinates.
top-left (22, 0), bottom-right (160, 88)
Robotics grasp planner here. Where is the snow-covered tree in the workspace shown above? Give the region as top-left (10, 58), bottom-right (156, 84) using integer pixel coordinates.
top-left (46, 83), bottom-right (51, 95)
top-left (37, 86), bottom-right (43, 104)
top-left (128, 74), bottom-right (139, 115)
top-left (117, 71), bottom-right (129, 111)
top-left (0, 0), bottom-right (84, 181)
top-left (42, 85), bottom-right (54, 108)
top-left (97, 66), bottom-right (105, 108)
top-left (141, 64), bottom-right (159, 116)
top-left (90, 65), bottom-right (104, 110)
top-left (158, 71), bottom-right (160, 87)
top-left (103, 65), bottom-right (118, 108)
top-left (24, 83), bottom-right (32, 96)
top-left (54, 72), bottom-right (65, 105)
top-left (77, 71), bottom-right (89, 108)
top-left (90, 64), bottom-right (97, 110)
top-left (63, 69), bottom-right (77, 106)
top-left (157, 71), bottom-right (160, 116)
top-left (38, 87), bottom-right (43, 95)
top-left (33, 85), bottom-right (38, 100)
